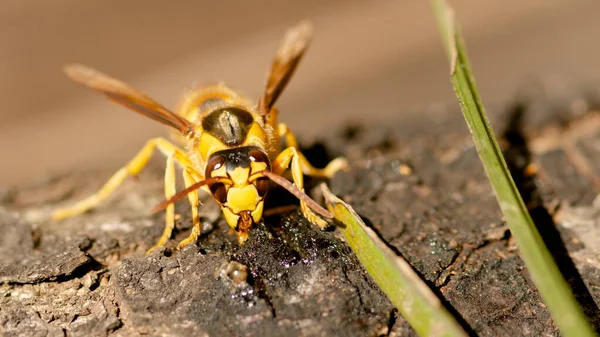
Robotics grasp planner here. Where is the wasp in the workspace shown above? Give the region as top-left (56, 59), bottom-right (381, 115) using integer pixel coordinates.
top-left (52, 22), bottom-right (347, 253)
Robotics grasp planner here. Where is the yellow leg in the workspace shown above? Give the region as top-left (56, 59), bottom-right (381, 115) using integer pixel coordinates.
top-left (52, 137), bottom-right (194, 220)
top-left (146, 152), bottom-right (177, 255)
top-left (272, 147), bottom-right (328, 228)
top-left (277, 123), bottom-right (347, 178)
top-left (177, 168), bottom-right (202, 249)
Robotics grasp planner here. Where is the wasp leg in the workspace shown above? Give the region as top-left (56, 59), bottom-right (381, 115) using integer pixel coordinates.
top-left (147, 166), bottom-right (203, 254)
top-left (272, 147), bottom-right (328, 228)
top-left (277, 123), bottom-right (348, 178)
top-left (176, 168), bottom-right (202, 250)
top-left (146, 152), bottom-right (177, 255)
top-left (52, 137), bottom-right (193, 220)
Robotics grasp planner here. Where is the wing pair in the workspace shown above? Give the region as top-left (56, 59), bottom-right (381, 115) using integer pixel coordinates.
top-left (64, 21), bottom-right (314, 135)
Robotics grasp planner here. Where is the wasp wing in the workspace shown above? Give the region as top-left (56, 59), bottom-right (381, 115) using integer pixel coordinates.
top-left (258, 21), bottom-right (313, 116)
top-left (64, 64), bottom-right (194, 135)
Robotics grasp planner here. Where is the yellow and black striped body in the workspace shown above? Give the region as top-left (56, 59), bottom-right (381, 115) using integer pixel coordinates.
top-left (174, 85), bottom-right (278, 241)
top-left (52, 22), bottom-right (348, 252)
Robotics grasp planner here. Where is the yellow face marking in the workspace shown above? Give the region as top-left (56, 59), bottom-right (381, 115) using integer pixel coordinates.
top-left (221, 196), bottom-right (263, 234)
top-left (226, 185), bottom-right (260, 214)
top-left (222, 207), bottom-right (240, 230)
top-left (229, 167), bottom-right (250, 186)
top-left (251, 201), bottom-right (264, 223)
top-left (250, 161), bottom-right (268, 175)
top-left (210, 165), bottom-right (227, 178)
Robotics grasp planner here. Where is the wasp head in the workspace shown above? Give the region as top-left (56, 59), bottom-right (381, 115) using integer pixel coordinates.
top-left (205, 146), bottom-right (271, 243)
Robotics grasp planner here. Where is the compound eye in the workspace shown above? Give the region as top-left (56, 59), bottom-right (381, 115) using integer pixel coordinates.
top-left (210, 182), bottom-right (228, 204)
top-left (205, 154), bottom-right (225, 178)
top-left (254, 177), bottom-right (269, 197)
top-left (248, 149), bottom-right (270, 169)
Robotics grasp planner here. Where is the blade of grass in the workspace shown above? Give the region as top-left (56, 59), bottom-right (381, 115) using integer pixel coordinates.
top-left (320, 184), bottom-right (468, 337)
top-left (430, 1), bottom-right (596, 336)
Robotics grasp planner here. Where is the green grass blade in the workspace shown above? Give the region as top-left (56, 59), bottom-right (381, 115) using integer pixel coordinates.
top-left (430, 1), bottom-right (596, 336)
top-left (320, 184), bottom-right (468, 337)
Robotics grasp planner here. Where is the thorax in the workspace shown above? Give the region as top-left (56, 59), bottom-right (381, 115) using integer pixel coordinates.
top-left (171, 84), bottom-right (276, 175)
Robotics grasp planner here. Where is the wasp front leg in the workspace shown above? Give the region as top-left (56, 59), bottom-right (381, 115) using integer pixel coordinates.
top-left (277, 123), bottom-right (348, 178)
top-left (176, 168), bottom-right (203, 250)
top-left (272, 147), bottom-right (329, 228)
top-left (146, 152), bottom-right (177, 255)
top-left (52, 137), bottom-right (193, 220)
top-left (147, 165), bottom-right (203, 254)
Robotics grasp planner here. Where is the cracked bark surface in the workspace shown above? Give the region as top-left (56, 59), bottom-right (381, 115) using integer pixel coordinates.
top-left (1, 82), bottom-right (599, 336)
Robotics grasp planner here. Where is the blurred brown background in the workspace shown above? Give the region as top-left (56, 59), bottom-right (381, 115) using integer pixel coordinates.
top-left (2, 0), bottom-right (600, 185)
